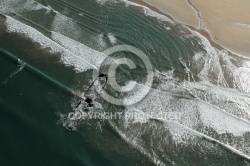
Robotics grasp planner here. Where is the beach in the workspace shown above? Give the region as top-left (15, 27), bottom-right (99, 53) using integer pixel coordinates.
top-left (139, 0), bottom-right (250, 58)
top-left (1, 0), bottom-right (250, 165)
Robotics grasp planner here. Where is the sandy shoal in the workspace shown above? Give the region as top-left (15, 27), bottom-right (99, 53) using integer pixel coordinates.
top-left (139, 0), bottom-right (250, 57)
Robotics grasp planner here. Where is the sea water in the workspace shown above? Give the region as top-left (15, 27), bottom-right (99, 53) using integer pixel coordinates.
top-left (0, 0), bottom-right (250, 165)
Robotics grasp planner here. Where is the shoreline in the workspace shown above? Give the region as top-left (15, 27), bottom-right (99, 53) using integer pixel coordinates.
top-left (131, 0), bottom-right (249, 59)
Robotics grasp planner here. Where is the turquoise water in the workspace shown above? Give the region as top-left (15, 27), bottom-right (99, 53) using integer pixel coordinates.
top-left (1, 0), bottom-right (250, 165)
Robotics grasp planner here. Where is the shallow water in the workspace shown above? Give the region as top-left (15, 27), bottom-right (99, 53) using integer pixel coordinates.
top-left (0, 0), bottom-right (250, 165)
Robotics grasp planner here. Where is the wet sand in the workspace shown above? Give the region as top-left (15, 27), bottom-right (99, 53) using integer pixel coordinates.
top-left (135, 0), bottom-right (250, 58)
top-left (140, 0), bottom-right (199, 28)
top-left (191, 0), bottom-right (250, 57)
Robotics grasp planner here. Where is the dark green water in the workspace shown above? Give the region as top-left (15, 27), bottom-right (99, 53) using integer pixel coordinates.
top-left (0, 48), bottom-right (154, 166)
top-left (1, 0), bottom-right (250, 165)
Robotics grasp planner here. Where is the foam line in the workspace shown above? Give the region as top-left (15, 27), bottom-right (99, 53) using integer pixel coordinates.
top-left (4, 15), bottom-right (96, 72)
top-left (122, 107), bottom-right (250, 160)
top-left (135, 81), bottom-right (250, 130)
top-left (2, 59), bottom-right (25, 84)
top-left (0, 49), bottom-right (76, 97)
top-left (122, 0), bottom-right (174, 24)
top-left (51, 32), bottom-right (107, 68)
top-left (165, 120), bottom-right (250, 160)
top-left (108, 120), bottom-right (166, 166)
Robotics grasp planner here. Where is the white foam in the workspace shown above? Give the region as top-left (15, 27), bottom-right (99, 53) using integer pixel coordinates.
top-left (118, 68), bottom-right (250, 156)
top-left (95, 33), bottom-right (108, 50)
top-left (0, 0), bottom-right (44, 14)
top-left (184, 26), bottom-right (217, 56)
top-left (124, 107), bottom-right (150, 124)
top-left (107, 33), bottom-right (117, 45)
top-left (233, 67), bottom-right (250, 92)
top-left (167, 121), bottom-right (197, 144)
top-left (165, 26), bottom-right (171, 30)
top-left (154, 69), bottom-right (175, 80)
top-left (118, 104), bottom-right (248, 161)
top-left (122, 0), bottom-right (174, 24)
top-left (123, 73), bottom-right (154, 105)
top-left (58, 113), bottom-right (78, 131)
top-left (108, 120), bottom-right (166, 166)
top-left (185, 81), bottom-right (250, 120)
top-left (142, 7), bottom-right (174, 24)
top-left (180, 26), bottom-right (249, 93)
top-left (120, 103), bottom-right (250, 159)
top-left (96, 0), bottom-right (108, 5)
top-left (199, 103), bottom-right (250, 136)
top-left (5, 16), bottom-right (94, 72)
top-left (51, 32), bottom-right (106, 68)
top-left (2, 59), bottom-right (25, 84)
top-left (234, 23), bottom-right (250, 29)
top-left (51, 14), bottom-right (82, 40)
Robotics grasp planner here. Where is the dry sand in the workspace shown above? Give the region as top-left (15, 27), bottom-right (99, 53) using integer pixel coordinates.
top-left (139, 0), bottom-right (250, 57)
